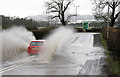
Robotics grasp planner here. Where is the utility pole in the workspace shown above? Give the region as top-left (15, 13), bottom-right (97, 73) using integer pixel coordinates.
top-left (46, 12), bottom-right (50, 26)
top-left (0, 15), bottom-right (2, 27)
top-left (76, 6), bottom-right (79, 25)
top-left (118, 4), bottom-right (120, 27)
top-left (107, 1), bottom-right (110, 39)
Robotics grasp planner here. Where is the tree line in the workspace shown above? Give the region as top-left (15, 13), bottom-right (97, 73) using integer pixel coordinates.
top-left (2, 15), bottom-right (39, 27)
top-left (1, 15), bottom-right (50, 27)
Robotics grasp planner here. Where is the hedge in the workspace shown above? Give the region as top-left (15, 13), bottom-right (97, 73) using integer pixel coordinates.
top-left (101, 27), bottom-right (120, 59)
top-left (31, 26), bottom-right (56, 39)
top-left (74, 27), bottom-right (101, 32)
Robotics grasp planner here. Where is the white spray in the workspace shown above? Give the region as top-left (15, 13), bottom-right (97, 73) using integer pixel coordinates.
top-left (1, 26), bottom-right (35, 61)
top-left (37, 26), bottom-right (74, 63)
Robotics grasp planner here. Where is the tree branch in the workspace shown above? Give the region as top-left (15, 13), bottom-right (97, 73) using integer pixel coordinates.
top-left (54, 0), bottom-right (61, 9)
top-left (49, 6), bottom-right (58, 10)
top-left (64, 1), bottom-right (71, 12)
top-left (114, 11), bottom-right (120, 20)
top-left (109, 4), bottom-right (113, 8)
top-left (115, 1), bottom-right (120, 7)
top-left (51, 10), bottom-right (59, 12)
top-left (51, 16), bottom-right (59, 19)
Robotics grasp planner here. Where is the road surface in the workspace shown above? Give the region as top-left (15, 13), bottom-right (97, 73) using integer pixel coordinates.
top-left (1, 33), bottom-right (106, 75)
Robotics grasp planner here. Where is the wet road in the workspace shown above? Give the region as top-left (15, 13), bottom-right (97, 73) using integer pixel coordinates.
top-left (2, 33), bottom-right (106, 75)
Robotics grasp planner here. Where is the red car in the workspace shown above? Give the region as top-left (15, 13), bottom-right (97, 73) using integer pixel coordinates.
top-left (28, 40), bottom-right (45, 55)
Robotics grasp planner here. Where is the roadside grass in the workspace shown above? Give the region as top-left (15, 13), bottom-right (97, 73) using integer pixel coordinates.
top-left (0, 26), bottom-right (2, 29)
top-left (100, 33), bottom-right (120, 75)
top-left (100, 34), bottom-right (108, 50)
top-left (74, 26), bottom-right (94, 29)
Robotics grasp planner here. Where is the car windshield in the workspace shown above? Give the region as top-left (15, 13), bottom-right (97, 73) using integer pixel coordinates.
top-left (30, 42), bottom-right (43, 46)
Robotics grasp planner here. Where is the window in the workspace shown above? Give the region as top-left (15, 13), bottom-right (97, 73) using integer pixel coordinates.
top-left (30, 42), bottom-right (43, 46)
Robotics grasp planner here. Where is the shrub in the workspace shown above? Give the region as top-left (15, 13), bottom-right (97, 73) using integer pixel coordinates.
top-left (74, 28), bottom-right (83, 32)
top-left (25, 26), bottom-right (38, 31)
top-left (86, 28), bottom-right (101, 32)
top-left (74, 27), bottom-right (101, 32)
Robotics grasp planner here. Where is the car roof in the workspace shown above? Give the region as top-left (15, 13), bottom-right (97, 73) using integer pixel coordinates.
top-left (31, 40), bottom-right (46, 42)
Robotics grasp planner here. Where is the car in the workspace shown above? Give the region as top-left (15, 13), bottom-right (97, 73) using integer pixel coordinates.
top-left (28, 40), bottom-right (45, 55)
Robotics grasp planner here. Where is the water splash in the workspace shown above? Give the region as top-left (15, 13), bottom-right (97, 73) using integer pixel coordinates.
top-left (36, 26), bottom-right (74, 63)
top-left (1, 26), bottom-right (35, 61)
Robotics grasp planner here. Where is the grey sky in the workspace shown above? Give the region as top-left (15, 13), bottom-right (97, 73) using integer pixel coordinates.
top-left (0, 0), bottom-right (93, 18)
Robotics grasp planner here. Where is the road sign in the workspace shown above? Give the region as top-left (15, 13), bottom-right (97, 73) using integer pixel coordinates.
top-left (83, 22), bottom-right (89, 29)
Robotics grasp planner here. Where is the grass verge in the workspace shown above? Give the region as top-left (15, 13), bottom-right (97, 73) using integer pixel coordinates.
top-left (100, 33), bottom-right (120, 75)
top-left (0, 26), bottom-right (2, 29)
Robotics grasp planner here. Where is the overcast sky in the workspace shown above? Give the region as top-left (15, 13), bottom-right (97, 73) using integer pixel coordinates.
top-left (0, 0), bottom-right (93, 18)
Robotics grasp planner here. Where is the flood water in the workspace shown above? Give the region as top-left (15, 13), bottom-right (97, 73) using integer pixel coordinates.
top-left (2, 33), bottom-right (106, 75)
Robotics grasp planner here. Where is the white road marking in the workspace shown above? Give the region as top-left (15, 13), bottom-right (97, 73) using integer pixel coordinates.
top-left (89, 60), bottom-right (95, 74)
top-left (76, 60), bottom-right (87, 75)
top-left (0, 56), bottom-right (35, 73)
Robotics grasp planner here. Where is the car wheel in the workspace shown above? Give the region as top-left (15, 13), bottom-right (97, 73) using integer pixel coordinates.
top-left (29, 54), bottom-right (33, 56)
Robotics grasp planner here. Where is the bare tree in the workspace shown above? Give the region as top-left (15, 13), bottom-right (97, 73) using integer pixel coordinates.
top-left (46, 0), bottom-right (74, 26)
top-left (91, 0), bottom-right (120, 27)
